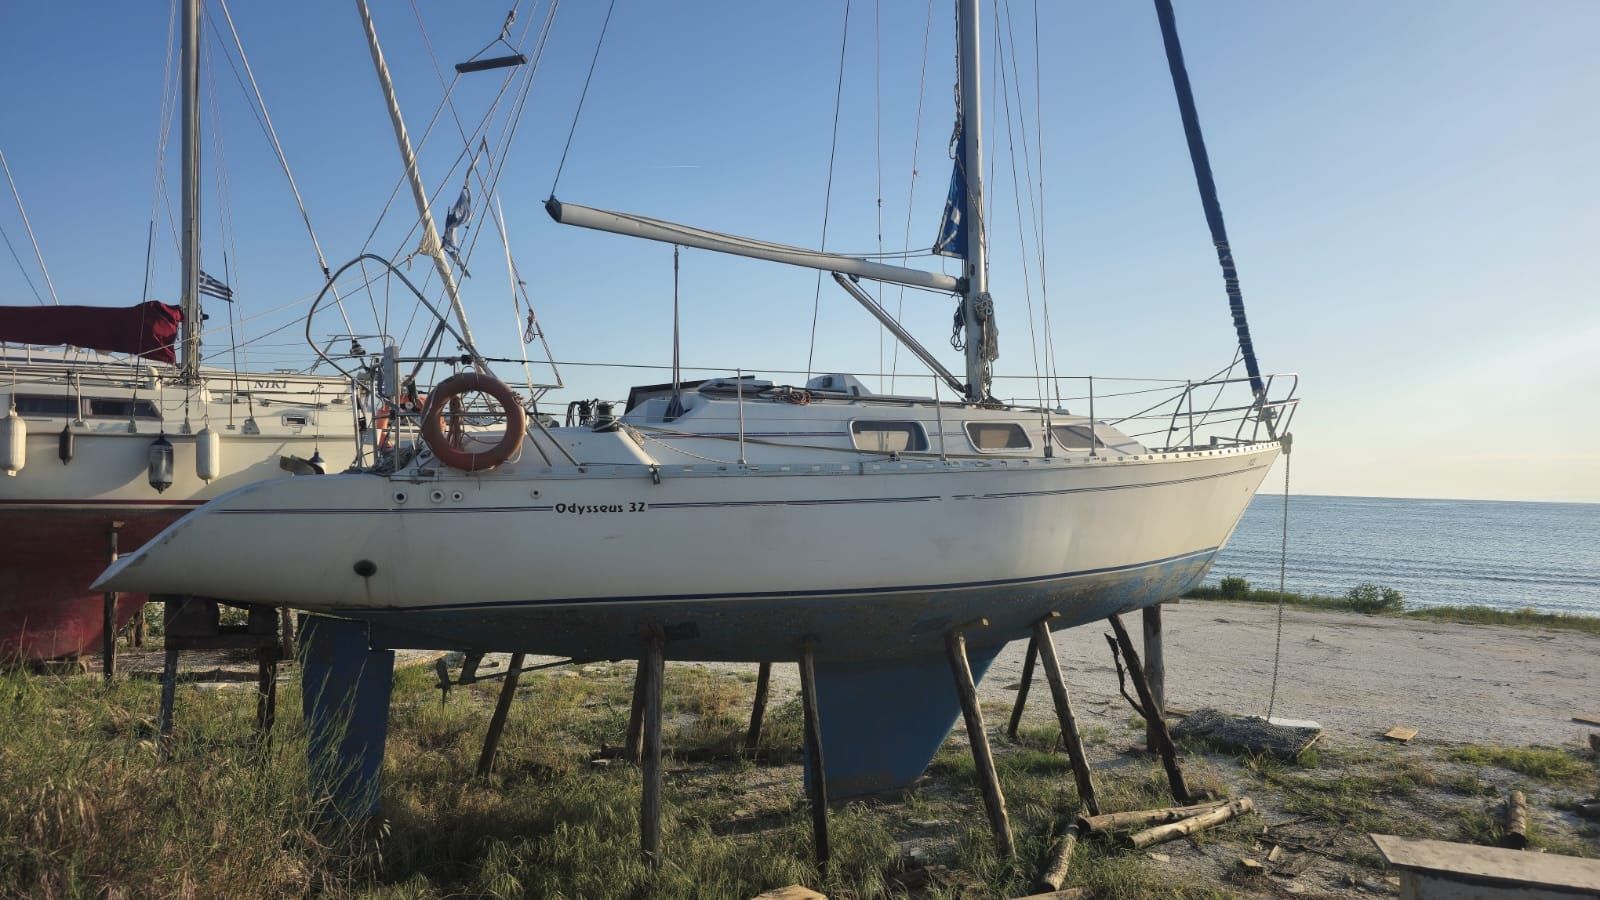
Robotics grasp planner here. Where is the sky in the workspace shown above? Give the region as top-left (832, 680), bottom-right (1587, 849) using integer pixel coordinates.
top-left (0, 1), bottom-right (1596, 503)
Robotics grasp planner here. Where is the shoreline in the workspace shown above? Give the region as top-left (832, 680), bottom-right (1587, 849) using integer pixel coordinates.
top-left (1187, 582), bottom-right (1600, 635)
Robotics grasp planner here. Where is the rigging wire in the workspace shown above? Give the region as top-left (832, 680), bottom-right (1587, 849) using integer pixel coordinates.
top-left (353, 0), bottom-right (546, 377)
top-left (141, 0), bottom-right (181, 303)
top-left (874, 0), bottom-right (884, 393)
top-left (1029, 0), bottom-right (1061, 405)
top-left (202, 32), bottom-right (248, 386)
top-left (1000, 0), bottom-right (1059, 404)
top-left (992, 2), bottom-right (1045, 409)
top-left (0, 151), bottom-right (60, 306)
top-left (887, 0), bottom-right (936, 394)
top-left (212, 0), bottom-right (355, 337)
top-left (395, 0), bottom-right (558, 386)
top-left (0, 218), bottom-right (46, 306)
top-left (549, 0), bottom-right (618, 197)
top-left (805, 0), bottom-right (854, 384)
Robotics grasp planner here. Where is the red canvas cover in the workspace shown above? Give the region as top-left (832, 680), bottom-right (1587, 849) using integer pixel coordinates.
top-left (0, 301), bottom-right (182, 363)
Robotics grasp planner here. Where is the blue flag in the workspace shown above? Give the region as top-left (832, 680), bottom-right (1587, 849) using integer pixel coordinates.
top-left (441, 184), bottom-right (473, 276)
top-left (933, 117), bottom-right (968, 259)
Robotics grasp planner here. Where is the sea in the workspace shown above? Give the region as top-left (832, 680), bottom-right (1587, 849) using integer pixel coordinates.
top-left (1207, 495), bottom-right (1600, 617)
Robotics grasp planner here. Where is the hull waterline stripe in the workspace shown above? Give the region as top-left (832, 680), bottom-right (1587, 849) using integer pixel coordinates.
top-left (367, 546), bottom-right (1220, 613)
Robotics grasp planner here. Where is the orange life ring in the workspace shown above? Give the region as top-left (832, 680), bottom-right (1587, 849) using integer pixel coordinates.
top-left (420, 372), bottom-right (527, 471)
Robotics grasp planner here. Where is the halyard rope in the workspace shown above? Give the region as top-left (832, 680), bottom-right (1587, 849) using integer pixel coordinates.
top-left (1266, 434), bottom-right (1292, 721)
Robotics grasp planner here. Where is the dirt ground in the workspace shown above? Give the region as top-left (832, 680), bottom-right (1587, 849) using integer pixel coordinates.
top-left (724, 600), bottom-right (1600, 749)
top-left (459, 600), bottom-right (1596, 897)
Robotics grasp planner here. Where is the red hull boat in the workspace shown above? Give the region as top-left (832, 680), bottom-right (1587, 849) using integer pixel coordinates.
top-left (0, 505), bottom-right (194, 660)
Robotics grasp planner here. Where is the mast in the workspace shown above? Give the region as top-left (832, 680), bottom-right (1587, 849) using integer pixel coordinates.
top-left (179, 0), bottom-right (202, 379)
top-left (354, 0), bottom-right (481, 362)
top-left (956, 0), bottom-right (992, 401)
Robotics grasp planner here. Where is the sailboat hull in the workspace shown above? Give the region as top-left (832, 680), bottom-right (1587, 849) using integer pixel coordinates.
top-left (0, 505), bottom-right (182, 660)
top-left (100, 441), bottom-right (1278, 662)
top-left (0, 357), bottom-right (358, 660)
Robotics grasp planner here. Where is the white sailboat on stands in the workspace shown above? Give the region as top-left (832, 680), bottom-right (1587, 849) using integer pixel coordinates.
top-left (0, 0), bottom-right (358, 661)
top-left (101, 0), bottom-right (1298, 797)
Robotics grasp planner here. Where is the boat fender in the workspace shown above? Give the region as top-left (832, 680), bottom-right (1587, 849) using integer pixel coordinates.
top-left (58, 424), bottom-right (74, 465)
top-left (195, 425), bottom-right (221, 482)
top-left (420, 372), bottom-right (527, 472)
top-left (1, 409), bottom-right (24, 476)
top-left (148, 435), bottom-right (175, 493)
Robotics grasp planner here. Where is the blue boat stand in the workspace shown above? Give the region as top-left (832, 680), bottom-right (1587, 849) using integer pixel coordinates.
top-left (300, 615), bottom-right (395, 820)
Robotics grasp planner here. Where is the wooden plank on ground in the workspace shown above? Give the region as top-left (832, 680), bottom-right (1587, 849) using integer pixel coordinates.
top-left (748, 883), bottom-right (825, 896)
top-left (1383, 726), bottom-right (1418, 743)
top-left (1571, 714), bottom-right (1600, 727)
top-left (751, 886), bottom-right (826, 900)
top-left (1370, 834), bottom-right (1600, 892)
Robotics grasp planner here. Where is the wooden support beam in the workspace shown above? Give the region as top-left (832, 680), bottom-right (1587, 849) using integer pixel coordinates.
top-left (625, 659), bottom-right (647, 765)
top-left (157, 601), bottom-right (178, 755)
top-left (1006, 633), bottom-right (1038, 740)
top-left (477, 651), bottom-right (527, 777)
top-left (1126, 797), bottom-right (1252, 850)
top-left (1034, 816), bottom-right (1081, 893)
top-left (1077, 799), bottom-right (1229, 834)
top-left (639, 631), bottom-right (665, 867)
top-left (102, 593), bottom-right (117, 680)
top-left (102, 522), bottom-right (122, 681)
top-left (946, 626), bottom-right (1016, 859)
top-left (1142, 605), bottom-right (1165, 753)
top-left (1033, 619), bottom-right (1100, 816)
top-left (1501, 790), bottom-right (1528, 850)
top-left (279, 608), bottom-right (297, 659)
top-left (745, 660), bottom-right (772, 753)
top-left (256, 647), bottom-right (278, 735)
top-left (798, 638), bottom-right (831, 870)
top-left (1107, 614), bottom-right (1191, 804)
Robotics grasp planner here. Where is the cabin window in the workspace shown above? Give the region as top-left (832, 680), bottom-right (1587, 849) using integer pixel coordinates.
top-left (11, 394), bottom-right (78, 417)
top-left (965, 422), bottom-right (1032, 451)
top-left (1050, 424), bottom-right (1104, 451)
top-left (86, 397), bottom-right (160, 419)
top-left (282, 414), bottom-right (310, 427)
top-left (850, 420), bottom-right (928, 452)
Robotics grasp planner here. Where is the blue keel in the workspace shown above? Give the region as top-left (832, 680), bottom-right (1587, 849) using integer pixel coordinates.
top-left (301, 615), bottom-right (395, 820)
top-left (809, 644), bottom-right (1002, 798)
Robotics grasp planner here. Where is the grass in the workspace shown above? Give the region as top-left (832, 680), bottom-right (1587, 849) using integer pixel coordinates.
top-left (1445, 745), bottom-right (1596, 784)
top-left (4, 659), bottom-right (1243, 899)
top-left (1403, 605), bottom-right (1600, 635)
top-left (1187, 577), bottom-right (1600, 635)
top-left (1239, 747), bottom-right (1444, 838)
top-left (11, 655), bottom-right (1595, 898)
